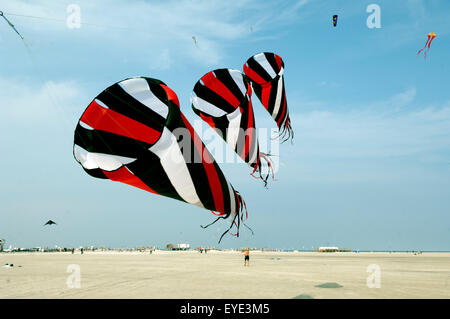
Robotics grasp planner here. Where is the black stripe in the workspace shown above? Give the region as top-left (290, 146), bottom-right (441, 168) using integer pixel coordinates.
top-left (97, 82), bottom-right (165, 133)
top-left (213, 69), bottom-right (246, 103)
top-left (265, 52), bottom-right (281, 75)
top-left (266, 79), bottom-right (279, 115)
top-left (165, 105), bottom-right (217, 211)
top-left (234, 100), bottom-right (249, 158)
top-left (74, 124), bottom-right (151, 158)
top-left (239, 102), bottom-right (259, 165)
top-left (191, 100), bottom-right (230, 136)
top-left (246, 57), bottom-right (273, 83)
top-left (212, 159), bottom-right (232, 214)
top-left (82, 167), bottom-right (108, 179)
top-left (193, 82), bottom-right (236, 114)
top-left (273, 81), bottom-right (287, 124)
top-left (126, 153), bottom-right (184, 203)
top-left (251, 82), bottom-right (263, 104)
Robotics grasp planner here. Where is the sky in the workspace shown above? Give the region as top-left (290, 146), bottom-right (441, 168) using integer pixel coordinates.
top-left (0, 0), bottom-right (449, 251)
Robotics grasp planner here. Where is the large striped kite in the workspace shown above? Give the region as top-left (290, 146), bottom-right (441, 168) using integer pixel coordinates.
top-left (73, 77), bottom-right (247, 241)
top-left (191, 68), bottom-right (274, 185)
top-left (244, 52), bottom-right (293, 143)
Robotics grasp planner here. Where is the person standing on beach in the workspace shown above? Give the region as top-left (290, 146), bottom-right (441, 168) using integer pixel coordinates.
top-left (244, 248), bottom-right (250, 266)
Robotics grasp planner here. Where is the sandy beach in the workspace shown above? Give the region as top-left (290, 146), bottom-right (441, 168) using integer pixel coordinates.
top-left (1, 251), bottom-right (449, 299)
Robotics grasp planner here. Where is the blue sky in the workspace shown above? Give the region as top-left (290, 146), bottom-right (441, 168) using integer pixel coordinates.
top-left (0, 0), bottom-right (449, 250)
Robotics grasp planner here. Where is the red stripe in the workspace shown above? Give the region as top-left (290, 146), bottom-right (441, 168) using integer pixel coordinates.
top-left (276, 93), bottom-right (287, 127)
top-left (202, 73), bottom-right (241, 108)
top-left (261, 86), bottom-right (271, 111)
top-left (81, 100), bottom-right (161, 145)
top-left (274, 54), bottom-right (282, 71)
top-left (102, 166), bottom-right (158, 194)
top-left (427, 35), bottom-right (436, 48)
top-left (242, 100), bottom-right (255, 161)
top-left (180, 113), bottom-right (225, 215)
top-left (160, 84), bottom-right (180, 106)
top-left (243, 64), bottom-right (268, 85)
top-left (200, 113), bottom-right (216, 129)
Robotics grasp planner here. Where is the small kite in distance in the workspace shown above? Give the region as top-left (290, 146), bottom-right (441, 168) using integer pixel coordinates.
top-left (192, 36), bottom-right (198, 48)
top-left (44, 220), bottom-right (57, 226)
top-left (333, 15), bottom-right (338, 27)
top-left (417, 32), bottom-right (436, 59)
top-left (0, 11), bottom-right (24, 39)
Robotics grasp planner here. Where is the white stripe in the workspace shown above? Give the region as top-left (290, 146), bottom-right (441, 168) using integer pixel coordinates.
top-left (74, 145), bottom-right (136, 171)
top-left (247, 128), bottom-right (258, 165)
top-left (227, 69), bottom-right (247, 96)
top-left (254, 53), bottom-right (277, 79)
top-left (79, 121), bottom-right (93, 130)
top-left (95, 99), bottom-right (109, 109)
top-left (225, 108), bottom-right (242, 151)
top-left (119, 77), bottom-right (169, 118)
top-left (272, 76), bottom-right (284, 118)
top-left (191, 94), bottom-right (227, 117)
top-left (149, 127), bottom-right (203, 208)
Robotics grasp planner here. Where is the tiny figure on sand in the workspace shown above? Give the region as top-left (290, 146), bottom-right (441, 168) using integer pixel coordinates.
top-left (244, 248), bottom-right (250, 266)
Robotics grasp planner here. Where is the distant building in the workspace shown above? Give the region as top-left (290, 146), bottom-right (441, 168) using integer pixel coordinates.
top-left (0, 239), bottom-right (4, 252)
top-left (316, 246), bottom-right (352, 252)
top-left (317, 246), bottom-right (339, 252)
top-left (177, 243), bottom-right (190, 250)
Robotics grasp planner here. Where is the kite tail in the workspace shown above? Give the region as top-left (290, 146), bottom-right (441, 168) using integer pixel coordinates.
top-left (201, 209), bottom-right (228, 229)
top-left (217, 191), bottom-right (254, 243)
top-left (417, 46), bottom-right (426, 57)
top-left (250, 152), bottom-right (276, 187)
top-left (271, 118), bottom-right (294, 144)
top-left (279, 118), bottom-right (294, 144)
top-left (424, 42), bottom-right (433, 59)
top-left (417, 37), bottom-right (431, 57)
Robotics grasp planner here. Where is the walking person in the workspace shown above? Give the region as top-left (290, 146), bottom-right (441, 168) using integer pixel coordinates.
top-left (244, 248), bottom-right (250, 266)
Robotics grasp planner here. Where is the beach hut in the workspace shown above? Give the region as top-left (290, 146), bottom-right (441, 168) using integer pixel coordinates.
top-left (177, 243), bottom-right (190, 250)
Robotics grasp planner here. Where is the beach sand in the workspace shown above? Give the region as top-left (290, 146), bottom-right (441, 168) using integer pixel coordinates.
top-left (1, 251), bottom-right (449, 298)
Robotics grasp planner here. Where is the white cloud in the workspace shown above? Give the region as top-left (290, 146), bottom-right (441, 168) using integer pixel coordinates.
top-left (149, 48), bottom-right (173, 70)
top-left (291, 90), bottom-right (450, 160)
top-left (0, 76), bottom-right (82, 126)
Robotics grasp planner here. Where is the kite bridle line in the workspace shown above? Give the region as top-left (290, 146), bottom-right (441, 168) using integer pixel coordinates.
top-left (0, 10), bottom-right (76, 136)
top-left (1, 11), bottom-right (137, 32)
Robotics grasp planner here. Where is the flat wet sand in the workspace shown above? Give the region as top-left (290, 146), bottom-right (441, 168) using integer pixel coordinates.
top-left (1, 251), bottom-right (449, 298)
